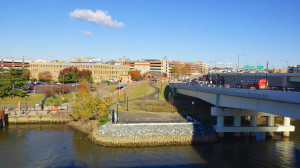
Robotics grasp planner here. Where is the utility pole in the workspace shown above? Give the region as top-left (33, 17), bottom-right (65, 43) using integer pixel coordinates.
top-left (62, 74), bottom-right (65, 100)
top-left (266, 60), bottom-right (269, 90)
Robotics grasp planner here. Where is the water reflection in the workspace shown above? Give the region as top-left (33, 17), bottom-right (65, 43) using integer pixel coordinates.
top-left (0, 122), bottom-right (300, 167)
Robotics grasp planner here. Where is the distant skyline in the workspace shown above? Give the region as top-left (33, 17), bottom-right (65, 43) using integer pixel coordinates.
top-left (0, 0), bottom-right (299, 69)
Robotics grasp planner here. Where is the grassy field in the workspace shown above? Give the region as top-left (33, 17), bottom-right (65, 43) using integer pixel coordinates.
top-left (117, 83), bottom-right (155, 101)
top-left (153, 82), bottom-right (171, 102)
top-left (110, 100), bottom-right (178, 114)
top-left (44, 93), bottom-right (74, 106)
top-left (0, 94), bottom-right (45, 104)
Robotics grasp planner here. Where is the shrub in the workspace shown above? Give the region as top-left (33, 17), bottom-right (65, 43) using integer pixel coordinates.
top-left (98, 113), bottom-right (111, 125)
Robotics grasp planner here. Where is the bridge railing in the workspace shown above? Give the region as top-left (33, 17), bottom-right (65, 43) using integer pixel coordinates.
top-left (169, 82), bottom-right (300, 92)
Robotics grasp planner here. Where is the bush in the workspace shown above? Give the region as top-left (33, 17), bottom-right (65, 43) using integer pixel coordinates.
top-left (98, 113), bottom-right (111, 125)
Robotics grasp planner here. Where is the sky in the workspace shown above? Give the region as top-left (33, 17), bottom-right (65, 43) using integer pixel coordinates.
top-left (0, 0), bottom-right (299, 69)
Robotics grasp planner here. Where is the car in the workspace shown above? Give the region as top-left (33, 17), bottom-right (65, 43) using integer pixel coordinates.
top-left (23, 89), bottom-right (31, 93)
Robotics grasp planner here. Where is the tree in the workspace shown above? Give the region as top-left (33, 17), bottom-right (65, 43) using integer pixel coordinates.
top-left (58, 67), bottom-right (93, 83)
top-left (128, 70), bottom-right (142, 81)
top-left (170, 66), bottom-right (180, 78)
top-left (180, 66), bottom-right (189, 76)
top-left (21, 68), bottom-right (31, 80)
top-left (38, 71), bottom-right (52, 82)
top-left (163, 73), bottom-right (168, 78)
top-left (0, 68), bottom-right (27, 98)
top-left (77, 69), bottom-right (93, 83)
top-left (71, 85), bottom-right (110, 121)
top-left (58, 67), bottom-right (79, 83)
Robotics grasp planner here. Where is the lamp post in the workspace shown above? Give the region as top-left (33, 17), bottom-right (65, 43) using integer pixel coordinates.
top-left (117, 101), bottom-right (119, 122)
top-left (192, 101), bottom-right (194, 113)
top-left (25, 95), bottom-right (28, 114)
top-left (237, 54), bottom-right (246, 73)
top-left (215, 59), bottom-right (222, 84)
top-left (127, 95), bottom-right (128, 111)
top-left (266, 60), bottom-right (269, 90)
top-left (280, 60), bottom-right (288, 72)
top-left (62, 73), bottom-right (65, 101)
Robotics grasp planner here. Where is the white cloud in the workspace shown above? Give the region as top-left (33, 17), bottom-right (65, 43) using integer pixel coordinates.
top-left (70, 9), bottom-right (124, 28)
top-left (80, 31), bottom-right (92, 36)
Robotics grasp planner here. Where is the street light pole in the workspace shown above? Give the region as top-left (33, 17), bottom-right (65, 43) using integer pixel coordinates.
top-left (127, 95), bottom-right (128, 111)
top-left (280, 60), bottom-right (289, 72)
top-left (237, 54), bottom-right (246, 73)
top-left (266, 60), bottom-right (269, 90)
top-left (62, 74), bottom-right (65, 101)
top-left (25, 95), bottom-right (27, 114)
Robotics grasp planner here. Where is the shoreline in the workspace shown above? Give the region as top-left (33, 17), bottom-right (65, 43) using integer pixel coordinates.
top-left (67, 120), bottom-right (218, 147)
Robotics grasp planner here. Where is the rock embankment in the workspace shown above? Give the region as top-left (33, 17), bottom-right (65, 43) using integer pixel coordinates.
top-left (89, 121), bottom-right (217, 147)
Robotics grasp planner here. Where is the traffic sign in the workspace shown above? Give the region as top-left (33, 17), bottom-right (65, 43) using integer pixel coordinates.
top-left (244, 65), bottom-right (250, 69)
top-left (257, 65), bottom-right (264, 69)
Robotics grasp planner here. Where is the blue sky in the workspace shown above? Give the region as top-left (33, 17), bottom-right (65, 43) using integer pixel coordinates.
top-left (0, 0), bottom-right (299, 68)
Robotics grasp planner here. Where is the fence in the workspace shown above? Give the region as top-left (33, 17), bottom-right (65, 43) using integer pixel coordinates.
top-left (0, 103), bottom-right (72, 115)
top-left (35, 84), bottom-right (78, 94)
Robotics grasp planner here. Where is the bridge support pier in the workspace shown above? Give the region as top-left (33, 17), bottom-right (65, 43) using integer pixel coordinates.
top-left (217, 116), bottom-right (224, 137)
top-left (233, 116), bottom-right (241, 137)
top-left (211, 107), bottom-right (295, 138)
top-left (282, 117), bottom-right (291, 137)
top-left (266, 116), bottom-right (275, 137)
top-left (250, 116), bottom-right (258, 137)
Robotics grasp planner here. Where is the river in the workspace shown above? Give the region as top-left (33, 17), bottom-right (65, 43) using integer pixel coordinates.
top-left (1, 121), bottom-right (300, 168)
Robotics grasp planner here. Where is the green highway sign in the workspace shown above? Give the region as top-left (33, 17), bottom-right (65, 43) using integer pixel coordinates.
top-left (257, 65), bottom-right (264, 69)
top-left (244, 65), bottom-right (250, 69)
top-left (250, 65), bottom-right (255, 69)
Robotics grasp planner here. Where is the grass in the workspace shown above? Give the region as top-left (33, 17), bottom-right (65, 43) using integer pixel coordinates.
top-left (152, 82), bottom-right (170, 102)
top-left (116, 83), bottom-right (155, 102)
top-left (111, 100), bottom-right (179, 114)
top-left (45, 93), bottom-right (74, 106)
top-left (0, 94), bottom-right (45, 104)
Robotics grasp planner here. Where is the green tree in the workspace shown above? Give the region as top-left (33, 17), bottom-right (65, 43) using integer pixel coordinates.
top-left (0, 68), bottom-right (27, 98)
top-left (21, 68), bottom-right (31, 80)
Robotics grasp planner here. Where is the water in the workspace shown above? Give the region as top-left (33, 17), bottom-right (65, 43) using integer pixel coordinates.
top-left (1, 121), bottom-right (300, 168)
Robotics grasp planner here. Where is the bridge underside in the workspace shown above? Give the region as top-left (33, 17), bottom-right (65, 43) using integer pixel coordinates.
top-left (176, 88), bottom-right (300, 120)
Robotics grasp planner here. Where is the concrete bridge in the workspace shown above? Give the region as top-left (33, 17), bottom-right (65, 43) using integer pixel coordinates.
top-left (169, 84), bottom-right (300, 137)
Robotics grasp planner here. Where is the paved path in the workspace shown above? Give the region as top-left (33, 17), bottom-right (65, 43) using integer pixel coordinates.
top-left (110, 82), bottom-right (188, 123)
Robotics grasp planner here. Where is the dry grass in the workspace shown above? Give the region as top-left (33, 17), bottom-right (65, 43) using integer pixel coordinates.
top-left (0, 94), bottom-right (45, 104)
top-left (114, 100), bottom-right (178, 113)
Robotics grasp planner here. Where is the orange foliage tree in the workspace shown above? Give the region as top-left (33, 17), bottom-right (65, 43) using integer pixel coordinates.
top-left (128, 70), bottom-right (142, 81)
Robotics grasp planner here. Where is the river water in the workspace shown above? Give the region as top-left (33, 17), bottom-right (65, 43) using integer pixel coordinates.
top-left (1, 121), bottom-right (300, 168)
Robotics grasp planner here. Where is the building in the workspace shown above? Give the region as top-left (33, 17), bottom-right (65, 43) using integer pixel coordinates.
top-left (70, 57), bottom-right (102, 63)
top-left (169, 60), bottom-right (209, 75)
top-left (289, 65), bottom-right (300, 73)
top-left (0, 59), bottom-right (30, 69)
top-left (30, 61), bottom-right (130, 83)
top-left (122, 57), bottom-right (170, 77)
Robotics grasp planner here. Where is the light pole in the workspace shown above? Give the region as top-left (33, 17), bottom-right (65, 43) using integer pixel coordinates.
top-left (192, 101), bottom-right (194, 113)
top-left (215, 59), bottom-right (222, 84)
top-left (280, 60), bottom-right (288, 72)
top-left (127, 95), bottom-right (129, 111)
top-left (25, 95), bottom-right (28, 114)
top-left (266, 60), bottom-right (269, 90)
top-left (117, 101), bottom-right (119, 122)
top-left (237, 54), bottom-right (246, 73)
top-left (62, 73), bottom-right (65, 101)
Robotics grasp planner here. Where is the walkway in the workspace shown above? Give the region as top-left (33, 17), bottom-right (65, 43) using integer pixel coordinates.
top-left (111, 82), bottom-right (188, 123)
